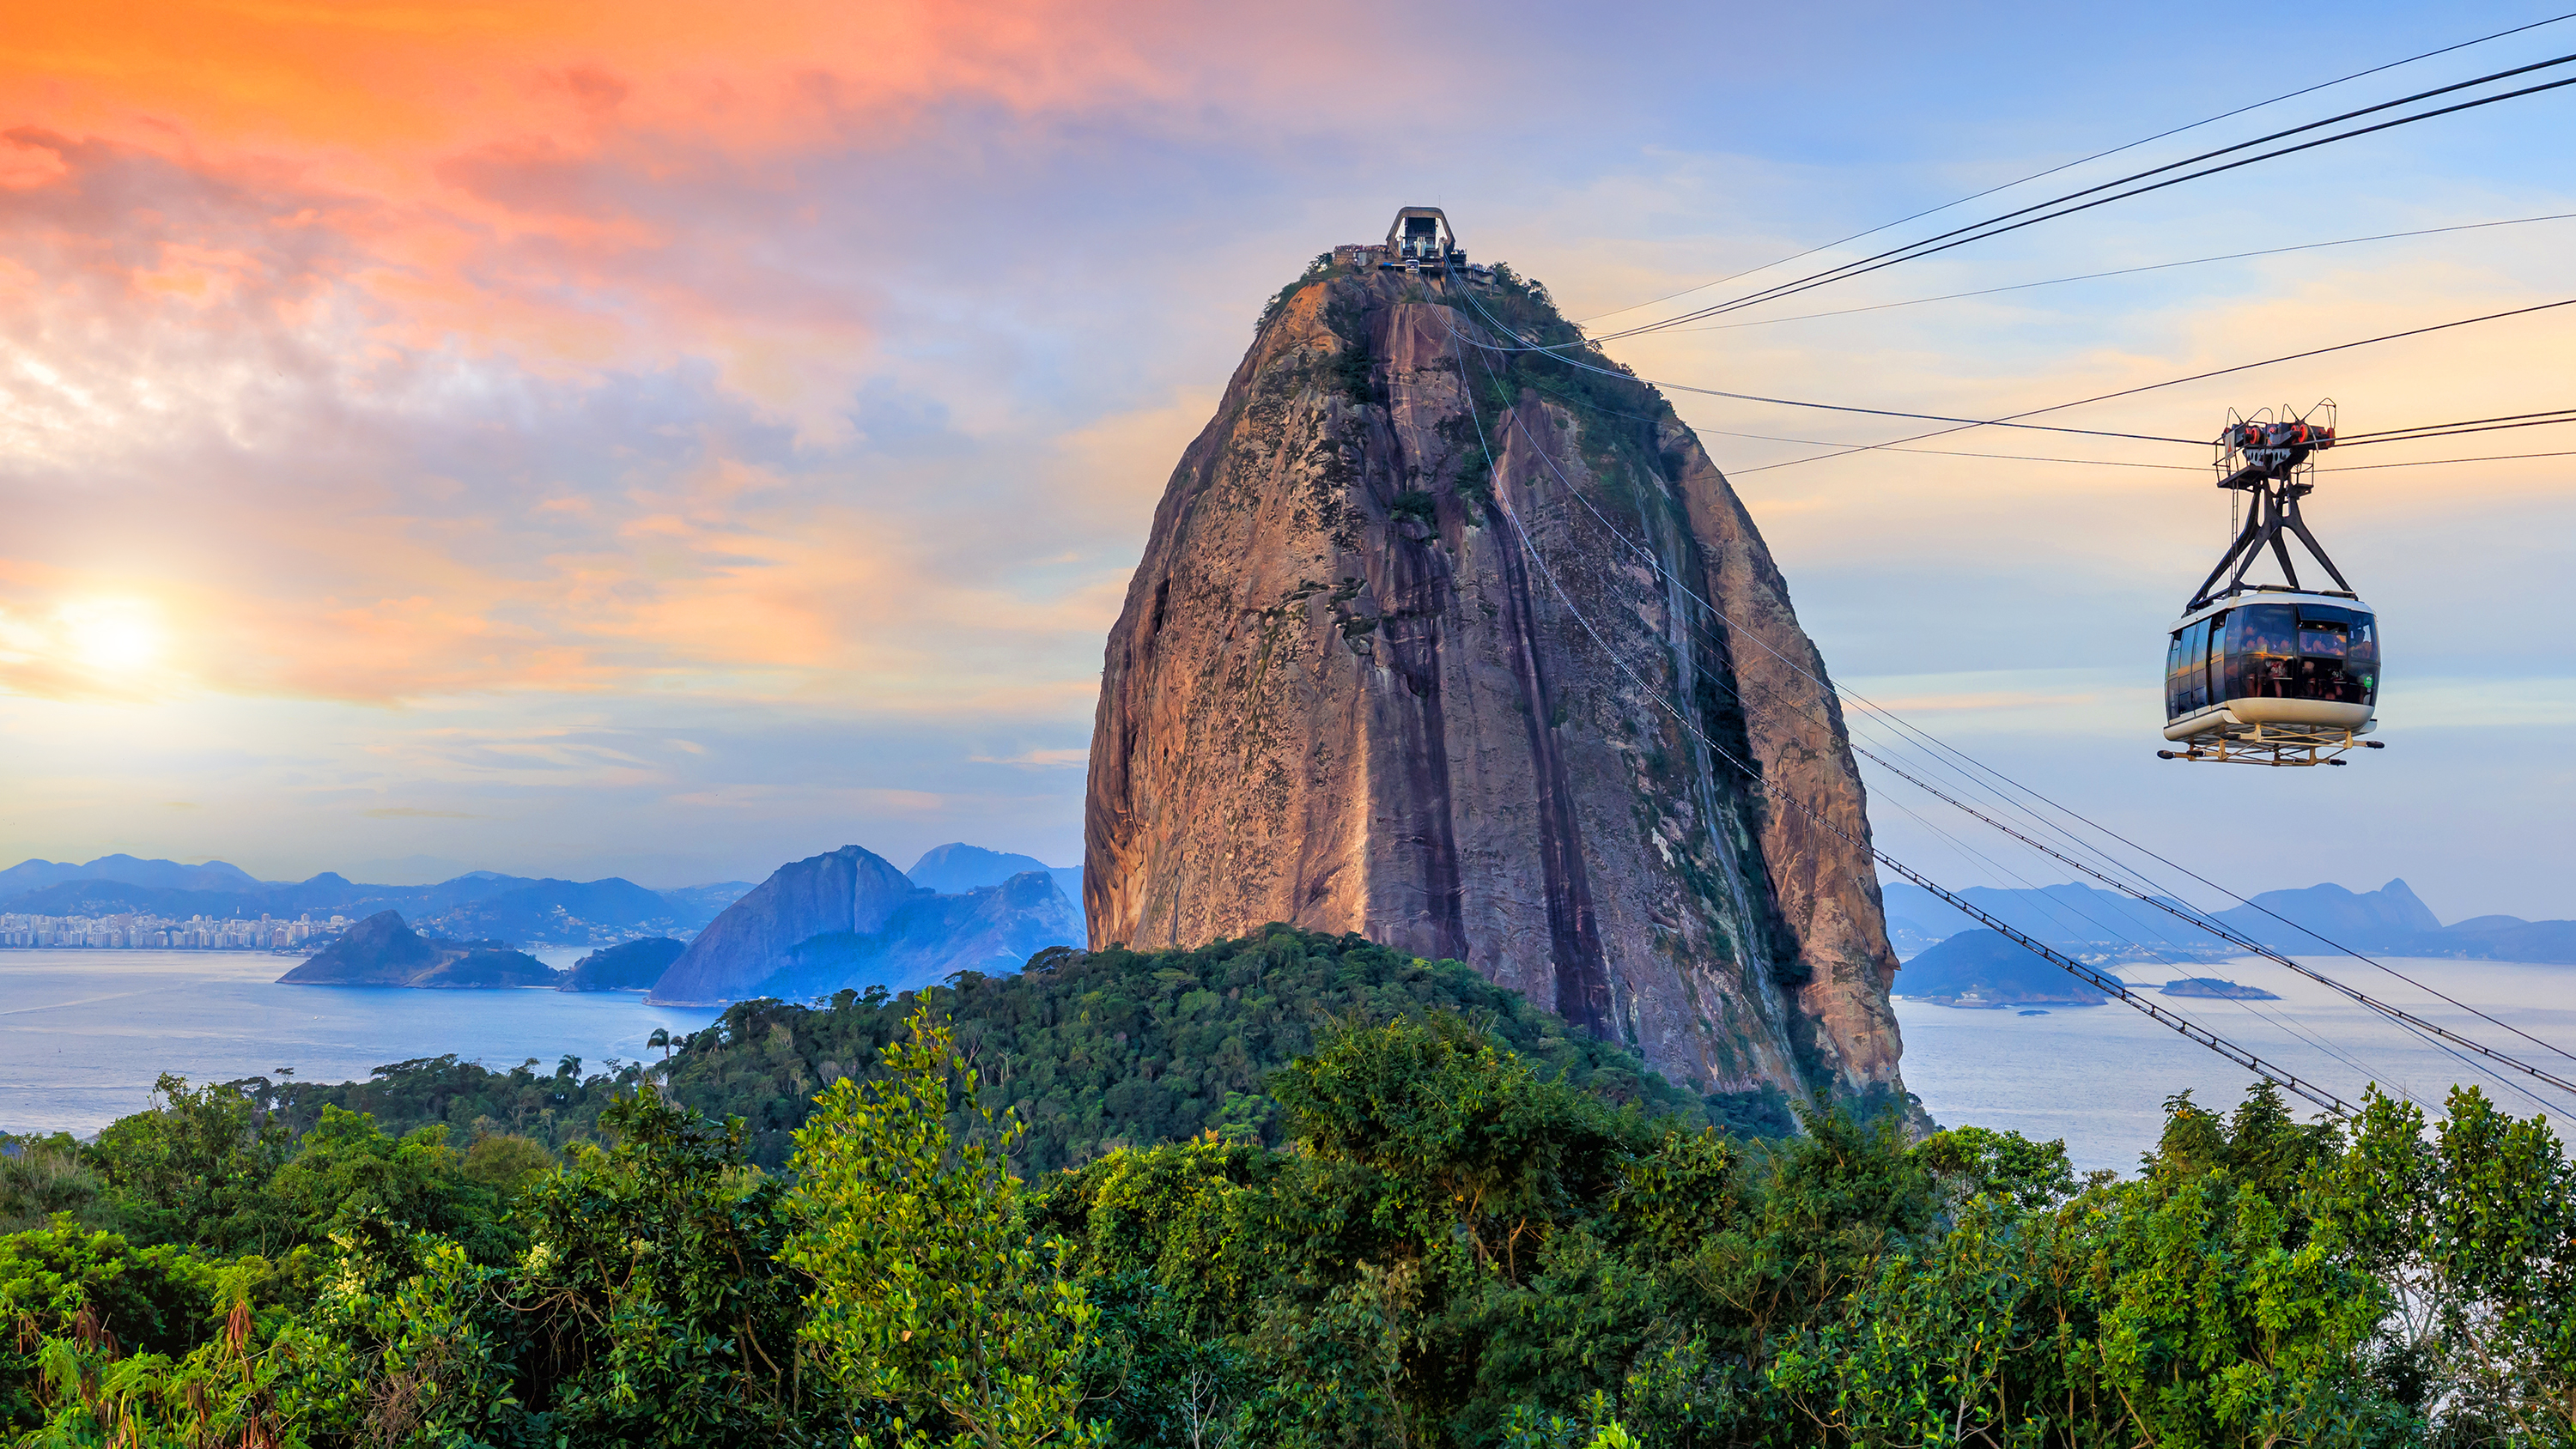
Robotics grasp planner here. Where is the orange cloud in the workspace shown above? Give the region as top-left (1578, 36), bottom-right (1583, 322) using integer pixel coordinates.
top-left (0, 0), bottom-right (1173, 169)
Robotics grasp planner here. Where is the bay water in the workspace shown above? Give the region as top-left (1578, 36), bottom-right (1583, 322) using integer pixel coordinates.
top-left (1, 949), bottom-right (718, 1138)
top-left (1898, 955), bottom-right (2575, 1173)
top-left (4, 949), bottom-right (2567, 1173)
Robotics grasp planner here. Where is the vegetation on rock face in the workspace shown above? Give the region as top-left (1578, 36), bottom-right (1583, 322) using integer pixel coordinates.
top-left (4, 932), bottom-right (2571, 1447)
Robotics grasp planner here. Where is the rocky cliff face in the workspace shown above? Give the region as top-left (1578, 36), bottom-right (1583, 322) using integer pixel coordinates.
top-left (1084, 263), bottom-right (1914, 1115)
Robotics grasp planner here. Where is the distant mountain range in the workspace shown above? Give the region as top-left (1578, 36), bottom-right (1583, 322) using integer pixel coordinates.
top-left (1, 843), bottom-right (1084, 991)
top-left (0, 855), bottom-right (754, 946)
top-left (1881, 877), bottom-right (2576, 966)
top-left (0, 855), bottom-right (270, 897)
top-left (906, 842), bottom-right (1082, 906)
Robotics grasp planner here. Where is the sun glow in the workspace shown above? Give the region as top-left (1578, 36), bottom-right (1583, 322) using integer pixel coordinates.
top-left (59, 599), bottom-right (165, 673)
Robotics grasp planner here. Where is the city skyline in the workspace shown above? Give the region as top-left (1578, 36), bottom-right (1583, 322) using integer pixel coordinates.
top-left (0, 906), bottom-right (349, 950)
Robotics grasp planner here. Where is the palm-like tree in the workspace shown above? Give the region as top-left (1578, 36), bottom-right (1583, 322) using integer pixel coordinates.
top-left (648, 1028), bottom-right (671, 1061)
top-left (556, 1053), bottom-right (582, 1081)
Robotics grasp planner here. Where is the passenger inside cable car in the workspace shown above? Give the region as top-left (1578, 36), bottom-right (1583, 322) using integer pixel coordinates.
top-left (2165, 602), bottom-right (2378, 718)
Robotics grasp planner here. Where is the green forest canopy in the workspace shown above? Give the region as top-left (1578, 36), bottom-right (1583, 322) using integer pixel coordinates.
top-left (200, 928), bottom-right (1798, 1172)
top-left (3, 925), bottom-right (2569, 1448)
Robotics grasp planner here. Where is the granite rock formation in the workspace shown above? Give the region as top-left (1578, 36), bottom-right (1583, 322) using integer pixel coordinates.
top-left (647, 846), bottom-right (1083, 1003)
top-left (649, 846), bottom-right (919, 1003)
top-left (277, 910), bottom-right (557, 988)
top-left (767, 871), bottom-right (1083, 999)
top-left (1084, 259), bottom-right (1916, 1113)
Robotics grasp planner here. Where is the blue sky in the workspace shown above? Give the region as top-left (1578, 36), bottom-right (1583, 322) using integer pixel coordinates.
top-left (2, 0), bottom-right (2568, 919)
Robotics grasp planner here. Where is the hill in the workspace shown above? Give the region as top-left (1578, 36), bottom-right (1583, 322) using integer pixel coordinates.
top-left (275, 910), bottom-right (556, 988)
top-left (234, 925), bottom-right (1773, 1172)
top-left (648, 845), bottom-right (1082, 1004)
top-left (906, 841), bottom-right (1053, 894)
top-left (559, 937), bottom-right (685, 991)
top-left (1895, 929), bottom-right (2111, 1008)
top-left (762, 871), bottom-right (1082, 998)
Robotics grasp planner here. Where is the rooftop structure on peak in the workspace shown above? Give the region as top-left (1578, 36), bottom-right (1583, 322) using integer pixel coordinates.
top-left (1332, 205), bottom-right (1491, 279)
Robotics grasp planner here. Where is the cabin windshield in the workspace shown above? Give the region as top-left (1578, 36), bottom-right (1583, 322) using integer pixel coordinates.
top-left (2219, 602), bottom-right (2377, 706)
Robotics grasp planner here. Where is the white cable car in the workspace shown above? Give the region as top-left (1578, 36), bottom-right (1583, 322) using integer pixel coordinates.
top-left (2158, 404), bottom-right (2384, 767)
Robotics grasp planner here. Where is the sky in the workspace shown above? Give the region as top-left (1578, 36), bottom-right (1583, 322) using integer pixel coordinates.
top-left (1, 1), bottom-right (2569, 919)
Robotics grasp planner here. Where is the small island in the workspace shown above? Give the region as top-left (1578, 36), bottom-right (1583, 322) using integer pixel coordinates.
top-left (2160, 977), bottom-right (2281, 1000)
top-left (1895, 929), bottom-right (2111, 1009)
top-left (557, 936), bottom-right (685, 991)
top-left (276, 909), bottom-right (557, 988)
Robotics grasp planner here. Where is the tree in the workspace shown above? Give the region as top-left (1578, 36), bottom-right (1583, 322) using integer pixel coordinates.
top-left (86, 1073), bottom-right (293, 1254)
top-left (261, 1105), bottom-right (515, 1264)
top-left (2314, 1084), bottom-right (2576, 1443)
top-left (784, 1005), bottom-right (1103, 1449)
top-left (502, 1084), bottom-right (820, 1443)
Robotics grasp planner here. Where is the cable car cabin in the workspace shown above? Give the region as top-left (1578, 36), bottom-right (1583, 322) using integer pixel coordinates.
top-left (2162, 591), bottom-right (2379, 761)
top-left (2159, 403), bottom-right (2385, 767)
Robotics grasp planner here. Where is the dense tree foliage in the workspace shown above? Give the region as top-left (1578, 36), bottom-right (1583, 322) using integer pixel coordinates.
top-left (3, 929), bottom-right (2569, 1447)
top-left (220, 929), bottom-right (1762, 1171)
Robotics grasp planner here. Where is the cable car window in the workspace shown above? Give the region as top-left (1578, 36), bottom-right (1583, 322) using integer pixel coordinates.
top-left (2184, 618), bottom-right (2211, 712)
top-left (2224, 604), bottom-right (2296, 699)
top-left (2166, 617), bottom-right (2217, 717)
top-left (2297, 621), bottom-right (2349, 658)
top-left (2348, 615), bottom-right (2379, 703)
top-left (2202, 611), bottom-right (2226, 710)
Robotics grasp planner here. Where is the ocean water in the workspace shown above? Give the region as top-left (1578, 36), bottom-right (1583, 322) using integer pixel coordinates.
top-left (1, 949), bottom-right (719, 1137)
top-left (1897, 955), bottom-right (2576, 1173)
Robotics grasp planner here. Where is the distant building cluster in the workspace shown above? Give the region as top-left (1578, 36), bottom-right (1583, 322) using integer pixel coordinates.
top-left (0, 911), bottom-right (350, 950)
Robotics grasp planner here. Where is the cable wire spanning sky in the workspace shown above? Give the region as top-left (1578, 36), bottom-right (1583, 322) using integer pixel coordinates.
top-left (1, 0), bottom-right (2570, 913)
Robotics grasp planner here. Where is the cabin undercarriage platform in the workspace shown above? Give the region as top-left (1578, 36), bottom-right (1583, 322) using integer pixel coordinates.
top-left (2158, 723), bottom-right (2385, 767)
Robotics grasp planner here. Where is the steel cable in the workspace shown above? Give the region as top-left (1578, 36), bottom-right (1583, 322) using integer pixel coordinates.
top-left (1574, 14), bottom-right (2576, 329)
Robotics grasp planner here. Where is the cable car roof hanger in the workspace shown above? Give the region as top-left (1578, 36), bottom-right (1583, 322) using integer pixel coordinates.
top-left (2159, 401), bottom-right (2385, 768)
top-left (2188, 401), bottom-right (2354, 611)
